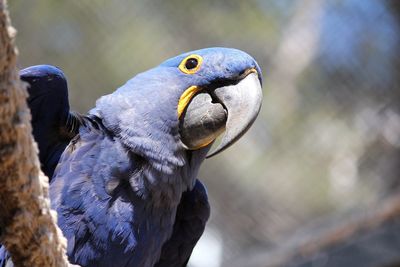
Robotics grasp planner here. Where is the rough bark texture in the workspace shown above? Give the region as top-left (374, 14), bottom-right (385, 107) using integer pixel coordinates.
top-left (0, 0), bottom-right (72, 266)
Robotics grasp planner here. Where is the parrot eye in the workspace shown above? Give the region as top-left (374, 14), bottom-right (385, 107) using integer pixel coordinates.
top-left (179, 54), bottom-right (203, 74)
top-left (185, 58), bottom-right (198, 70)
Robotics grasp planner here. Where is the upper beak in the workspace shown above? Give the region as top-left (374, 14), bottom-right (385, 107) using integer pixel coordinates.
top-left (207, 72), bottom-right (262, 157)
top-left (179, 71), bottom-right (263, 157)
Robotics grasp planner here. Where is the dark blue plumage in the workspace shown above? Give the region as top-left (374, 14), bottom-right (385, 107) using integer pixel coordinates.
top-left (155, 180), bottom-right (210, 267)
top-left (0, 246), bottom-right (8, 267)
top-left (51, 115), bottom-right (210, 266)
top-left (21, 65), bottom-right (80, 179)
top-left (0, 47), bottom-right (262, 267)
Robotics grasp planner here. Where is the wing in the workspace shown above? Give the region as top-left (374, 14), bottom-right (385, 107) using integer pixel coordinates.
top-left (50, 118), bottom-right (145, 267)
top-left (21, 65), bottom-right (81, 179)
top-left (155, 179), bottom-right (210, 267)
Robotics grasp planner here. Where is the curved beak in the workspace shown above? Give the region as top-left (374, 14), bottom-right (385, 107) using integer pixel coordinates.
top-left (179, 72), bottom-right (262, 157)
top-left (206, 72), bottom-right (262, 157)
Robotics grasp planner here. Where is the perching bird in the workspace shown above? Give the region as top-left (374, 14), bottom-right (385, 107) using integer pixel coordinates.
top-left (0, 47), bottom-right (262, 267)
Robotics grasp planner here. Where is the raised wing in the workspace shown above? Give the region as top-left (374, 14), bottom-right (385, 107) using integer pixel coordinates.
top-left (21, 65), bottom-right (81, 179)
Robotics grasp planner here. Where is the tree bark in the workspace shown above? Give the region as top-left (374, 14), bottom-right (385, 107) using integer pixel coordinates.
top-left (0, 0), bottom-right (73, 266)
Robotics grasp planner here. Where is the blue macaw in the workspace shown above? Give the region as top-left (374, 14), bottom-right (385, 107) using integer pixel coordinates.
top-left (0, 47), bottom-right (262, 267)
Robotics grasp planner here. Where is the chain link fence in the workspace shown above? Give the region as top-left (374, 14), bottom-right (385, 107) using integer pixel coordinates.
top-left (9, 1), bottom-right (400, 266)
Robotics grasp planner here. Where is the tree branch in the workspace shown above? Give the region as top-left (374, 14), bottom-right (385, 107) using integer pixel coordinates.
top-left (0, 1), bottom-right (75, 266)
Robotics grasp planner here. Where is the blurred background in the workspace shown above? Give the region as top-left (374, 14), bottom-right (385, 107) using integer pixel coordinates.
top-left (9, 1), bottom-right (400, 266)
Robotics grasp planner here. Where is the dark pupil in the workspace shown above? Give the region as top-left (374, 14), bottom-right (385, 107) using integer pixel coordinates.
top-left (185, 58), bottom-right (198, 70)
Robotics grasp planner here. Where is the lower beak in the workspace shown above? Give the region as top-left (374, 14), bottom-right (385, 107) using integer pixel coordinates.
top-left (179, 72), bottom-right (262, 157)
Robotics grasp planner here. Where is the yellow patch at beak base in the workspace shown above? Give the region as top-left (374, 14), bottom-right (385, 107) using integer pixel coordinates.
top-left (177, 86), bottom-right (202, 118)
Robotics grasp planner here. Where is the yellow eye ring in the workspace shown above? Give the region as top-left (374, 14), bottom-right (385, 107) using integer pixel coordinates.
top-left (178, 54), bottom-right (203, 74)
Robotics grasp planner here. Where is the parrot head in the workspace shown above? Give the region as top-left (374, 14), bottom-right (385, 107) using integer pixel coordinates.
top-left (93, 47), bottom-right (262, 171)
